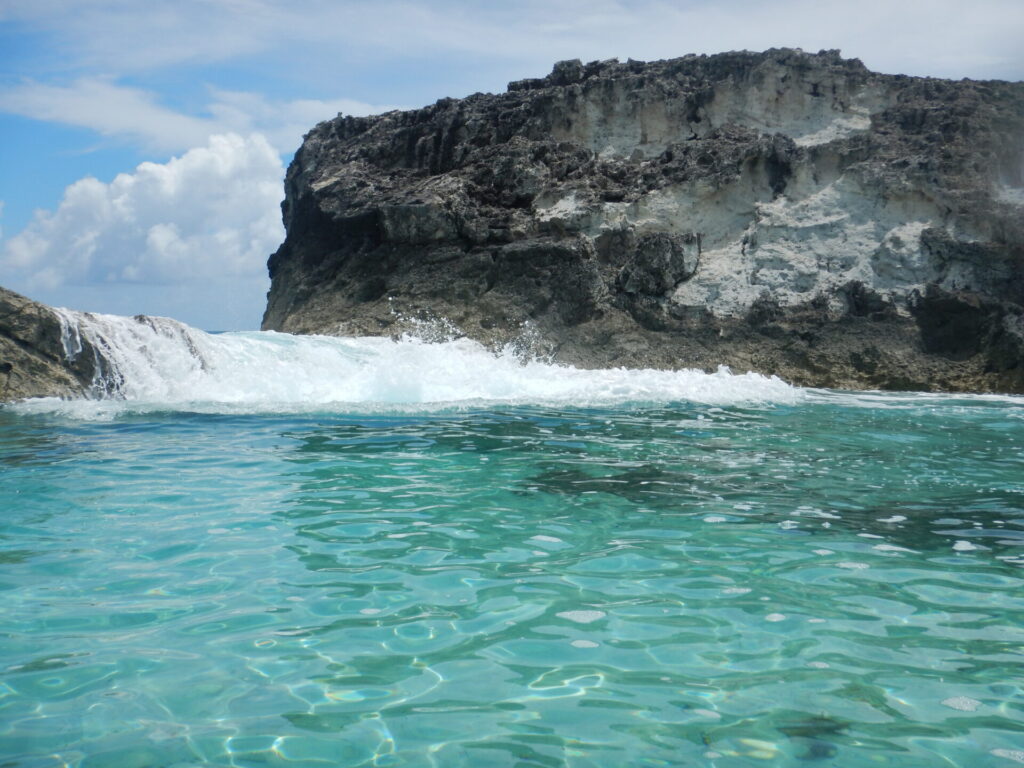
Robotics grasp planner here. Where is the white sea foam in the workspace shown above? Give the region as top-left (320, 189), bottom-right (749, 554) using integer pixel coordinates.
top-left (10, 310), bottom-right (803, 418)
top-left (805, 387), bottom-right (1024, 409)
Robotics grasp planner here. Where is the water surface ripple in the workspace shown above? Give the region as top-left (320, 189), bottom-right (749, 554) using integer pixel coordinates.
top-left (2, 398), bottom-right (1023, 767)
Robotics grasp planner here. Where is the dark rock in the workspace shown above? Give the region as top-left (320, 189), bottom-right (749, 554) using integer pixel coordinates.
top-left (263, 48), bottom-right (1024, 392)
top-left (618, 233), bottom-right (700, 296)
top-left (0, 287), bottom-right (99, 401)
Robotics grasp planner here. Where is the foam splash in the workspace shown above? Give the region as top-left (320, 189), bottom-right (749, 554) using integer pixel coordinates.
top-left (11, 309), bottom-right (802, 418)
top-left (803, 387), bottom-right (1024, 409)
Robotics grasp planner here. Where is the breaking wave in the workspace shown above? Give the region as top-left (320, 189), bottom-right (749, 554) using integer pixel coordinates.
top-left (14, 310), bottom-right (802, 418)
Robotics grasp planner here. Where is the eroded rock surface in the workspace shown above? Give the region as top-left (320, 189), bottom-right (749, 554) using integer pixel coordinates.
top-left (263, 48), bottom-right (1024, 391)
top-left (0, 287), bottom-right (99, 401)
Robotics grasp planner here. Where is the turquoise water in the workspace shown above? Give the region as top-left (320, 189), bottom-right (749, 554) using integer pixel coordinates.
top-left (3, 396), bottom-right (1024, 767)
top-left (2, 320), bottom-right (1024, 767)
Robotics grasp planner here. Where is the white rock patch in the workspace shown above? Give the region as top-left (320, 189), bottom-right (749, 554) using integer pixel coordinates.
top-left (556, 610), bottom-right (606, 624)
top-left (992, 749), bottom-right (1024, 764)
top-left (941, 696), bottom-right (982, 712)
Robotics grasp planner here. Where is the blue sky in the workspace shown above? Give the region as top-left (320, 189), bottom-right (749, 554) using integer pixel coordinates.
top-left (1, 0), bottom-right (1022, 330)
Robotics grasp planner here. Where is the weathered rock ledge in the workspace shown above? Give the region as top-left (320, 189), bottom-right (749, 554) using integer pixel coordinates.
top-left (0, 287), bottom-right (99, 401)
top-left (263, 48), bottom-right (1024, 392)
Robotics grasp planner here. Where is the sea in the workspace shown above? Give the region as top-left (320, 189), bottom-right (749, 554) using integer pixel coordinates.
top-left (1, 311), bottom-right (1023, 768)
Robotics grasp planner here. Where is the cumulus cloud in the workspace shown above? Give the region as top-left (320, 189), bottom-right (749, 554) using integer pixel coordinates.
top-left (0, 79), bottom-right (399, 327)
top-left (1, 134), bottom-right (285, 328)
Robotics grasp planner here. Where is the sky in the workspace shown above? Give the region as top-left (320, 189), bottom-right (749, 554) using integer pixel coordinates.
top-left (1, 1), bottom-right (1022, 330)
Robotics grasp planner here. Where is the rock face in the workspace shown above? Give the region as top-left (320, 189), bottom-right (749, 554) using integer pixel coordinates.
top-left (263, 48), bottom-right (1024, 392)
top-left (0, 287), bottom-right (99, 400)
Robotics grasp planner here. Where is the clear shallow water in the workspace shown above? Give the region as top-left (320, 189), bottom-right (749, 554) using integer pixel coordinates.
top-left (2, 319), bottom-right (1024, 767)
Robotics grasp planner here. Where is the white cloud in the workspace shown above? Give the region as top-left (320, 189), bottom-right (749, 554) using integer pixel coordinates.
top-left (2, 0), bottom-right (278, 71)
top-left (0, 78), bottom-right (399, 154)
top-left (6, 0), bottom-right (1024, 81)
top-left (0, 78), bottom-right (216, 152)
top-left (205, 88), bottom-right (402, 154)
top-left (1, 134), bottom-right (285, 328)
top-left (2, 2), bottom-right (1019, 162)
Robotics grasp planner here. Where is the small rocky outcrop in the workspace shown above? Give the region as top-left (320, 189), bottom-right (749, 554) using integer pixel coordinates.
top-left (263, 48), bottom-right (1024, 392)
top-left (0, 287), bottom-right (98, 400)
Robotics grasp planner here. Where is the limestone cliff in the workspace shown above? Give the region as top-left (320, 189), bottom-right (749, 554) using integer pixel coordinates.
top-left (0, 287), bottom-right (99, 400)
top-left (263, 49), bottom-right (1024, 392)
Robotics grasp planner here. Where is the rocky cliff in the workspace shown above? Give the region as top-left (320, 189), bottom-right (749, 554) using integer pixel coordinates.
top-left (0, 287), bottom-right (100, 400)
top-left (263, 48), bottom-right (1024, 392)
